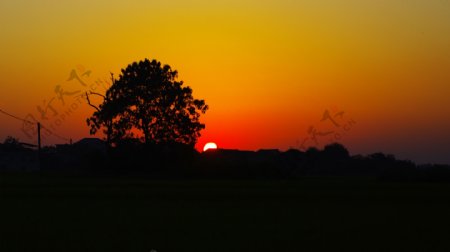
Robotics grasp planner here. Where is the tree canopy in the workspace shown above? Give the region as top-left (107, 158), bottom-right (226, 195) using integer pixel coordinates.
top-left (87, 59), bottom-right (208, 147)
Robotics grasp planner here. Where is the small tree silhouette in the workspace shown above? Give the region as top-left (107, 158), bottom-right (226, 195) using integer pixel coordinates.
top-left (87, 59), bottom-right (208, 147)
top-left (323, 143), bottom-right (350, 160)
top-left (3, 136), bottom-right (20, 146)
top-left (1, 136), bottom-right (26, 152)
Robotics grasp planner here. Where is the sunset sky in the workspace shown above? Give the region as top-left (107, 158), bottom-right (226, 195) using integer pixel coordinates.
top-left (0, 0), bottom-right (449, 164)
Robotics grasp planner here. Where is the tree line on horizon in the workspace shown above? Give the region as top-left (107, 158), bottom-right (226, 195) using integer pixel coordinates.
top-left (1, 135), bottom-right (450, 182)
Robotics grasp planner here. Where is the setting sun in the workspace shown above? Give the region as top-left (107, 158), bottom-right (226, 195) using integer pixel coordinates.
top-left (203, 142), bottom-right (218, 152)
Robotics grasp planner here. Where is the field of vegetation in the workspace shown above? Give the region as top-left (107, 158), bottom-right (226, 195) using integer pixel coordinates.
top-left (1, 173), bottom-right (450, 252)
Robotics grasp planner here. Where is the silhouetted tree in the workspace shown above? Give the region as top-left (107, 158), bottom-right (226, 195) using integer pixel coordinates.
top-left (323, 143), bottom-right (350, 160)
top-left (3, 136), bottom-right (20, 146)
top-left (305, 147), bottom-right (320, 159)
top-left (1, 136), bottom-right (28, 152)
top-left (87, 59), bottom-right (208, 147)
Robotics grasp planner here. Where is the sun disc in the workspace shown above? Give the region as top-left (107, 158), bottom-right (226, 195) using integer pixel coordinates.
top-left (203, 142), bottom-right (218, 152)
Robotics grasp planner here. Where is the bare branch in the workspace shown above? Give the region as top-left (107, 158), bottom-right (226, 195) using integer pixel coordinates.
top-left (88, 91), bottom-right (106, 99)
top-left (85, 92), bottom-right (100, 111)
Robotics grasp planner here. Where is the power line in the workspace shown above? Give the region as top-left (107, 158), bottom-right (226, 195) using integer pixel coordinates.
top-left (0, 107), bottom-right (71, 143)
top-left (0, 108), bottom-right (34, 124)
top-left (40, 124), bottom-right (71, 142)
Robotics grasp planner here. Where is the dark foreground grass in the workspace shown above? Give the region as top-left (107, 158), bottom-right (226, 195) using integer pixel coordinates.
top-left (1, 173), bottom-right (450, 252)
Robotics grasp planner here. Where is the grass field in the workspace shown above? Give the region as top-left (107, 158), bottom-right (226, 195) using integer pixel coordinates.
top-left (1, 174), bottom-right (450, 252)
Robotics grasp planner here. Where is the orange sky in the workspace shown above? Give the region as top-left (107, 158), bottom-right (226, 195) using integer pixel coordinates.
top-left (0, 1), bottom-right (449, 164)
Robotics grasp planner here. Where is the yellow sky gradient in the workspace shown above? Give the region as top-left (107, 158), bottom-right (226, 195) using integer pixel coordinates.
top-left (1, 0), bottom-right (449, 163)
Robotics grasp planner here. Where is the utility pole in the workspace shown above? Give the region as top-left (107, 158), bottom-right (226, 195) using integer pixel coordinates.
top-left (37, 122), bottom-right (41, 171)
top-left (37, 122), bottom-right (41, 152)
